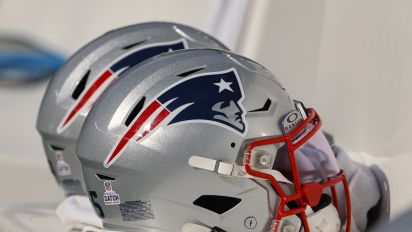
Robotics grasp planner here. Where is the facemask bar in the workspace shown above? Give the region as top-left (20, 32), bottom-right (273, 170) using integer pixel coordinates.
top-left (244, 108), bottom-right (351, 232)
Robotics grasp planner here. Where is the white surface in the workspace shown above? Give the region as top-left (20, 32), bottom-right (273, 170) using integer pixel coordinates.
top-left (0, 0), bottom-right (214, 55)
top-left (237, 0), bottom-right (412, 156)
top-left (314, 0), bottom-right (412, 156)
top-left (206, 0), bottom-right (250, 50)
top-left (0, 84), bottom-right (46, 165)
top-left (0, 152), bottom-right (64, 203)
top-left (0, 83), bottom-right (64, 203)
top-left (0, 203), bottom-right (71, 232)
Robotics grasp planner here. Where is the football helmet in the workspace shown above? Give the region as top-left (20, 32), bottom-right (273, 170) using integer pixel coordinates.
top-left (76, 49), bottom-right (351, 231)
top-left (36, 22), bottom-right (228, 196)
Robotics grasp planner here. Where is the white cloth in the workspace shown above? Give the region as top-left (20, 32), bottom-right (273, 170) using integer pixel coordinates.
top-left (307, 203), bottom-right (341, 232)
top-left (0, 198), bottom-right (102, 232)
top-left (56, 195), bottom-right (103, 229)
top-left (334, 145), bottom-right (381, 232)
top-left (0, 203), bottom-right (73, 232)
top-left (334, 148), bottom-right (412, 230)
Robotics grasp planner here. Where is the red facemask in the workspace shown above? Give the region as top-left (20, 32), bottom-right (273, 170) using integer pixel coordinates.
top-left (244, 108), bottom-right (351, 232)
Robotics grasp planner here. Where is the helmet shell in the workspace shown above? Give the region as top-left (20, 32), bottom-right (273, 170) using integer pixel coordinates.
top-left (77, 49), bottom-right (294, 231)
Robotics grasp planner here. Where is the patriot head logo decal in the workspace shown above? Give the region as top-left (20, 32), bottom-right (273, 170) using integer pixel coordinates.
top-left (57, 38), bottom-right (188, 133)
top-left (104, 68), bottom-right (248, 168)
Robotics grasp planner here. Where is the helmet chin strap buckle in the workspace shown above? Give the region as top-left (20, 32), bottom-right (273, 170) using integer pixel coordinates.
top-left (188, 156), bottom-right (235, 176)
top-left (188, 156), bottom-right (292, 184)
top-left (182, 223), bottom-right (225, 232)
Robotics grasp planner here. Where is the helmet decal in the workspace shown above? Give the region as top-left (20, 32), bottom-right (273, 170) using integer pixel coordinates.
top-left (104, 68), bottom-right (247, 168)
top-left (57, 38), bottom-right (188, 133)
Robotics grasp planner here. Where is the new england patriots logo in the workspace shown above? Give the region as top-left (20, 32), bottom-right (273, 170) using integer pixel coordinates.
top-left (57, 39), bottom-right (188, 133)
top-left (104, 68), bottom-right (248, 168)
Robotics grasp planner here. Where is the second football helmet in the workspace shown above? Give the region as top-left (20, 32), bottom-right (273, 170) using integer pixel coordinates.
top-left (36, 22), bottom-right (228, 196)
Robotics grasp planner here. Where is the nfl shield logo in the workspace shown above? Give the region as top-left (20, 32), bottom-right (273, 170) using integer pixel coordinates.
top-left (103, 181), bottom-right (120, 205)
top-left (104, 181), bottom-right (112, 192)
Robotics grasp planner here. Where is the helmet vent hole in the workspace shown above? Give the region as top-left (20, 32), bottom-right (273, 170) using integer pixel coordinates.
top-left (71, 70), bottom-right (90, 100)
top-left (95, 173), bottom-right (116, 181)
top-left (193, 195), bottom-right (241, 215)
top-left (49, 145), bottom-right (64, 151)
top-left (177, 67), bottom-right (205, 77)
top-left (125, 96), bottom-right (146, 126)
top-left (248, 98), bottom-right (272, 113)
top-left (122, 40), bottom-right (146, 50)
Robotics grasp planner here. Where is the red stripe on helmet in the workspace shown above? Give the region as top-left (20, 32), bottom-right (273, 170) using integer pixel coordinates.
top-left (105, 100), bottom-right (162, 166)
top-left (59, 70), bottom-right (113, 131)
top-left (136, 108), bottom-right (170, 142)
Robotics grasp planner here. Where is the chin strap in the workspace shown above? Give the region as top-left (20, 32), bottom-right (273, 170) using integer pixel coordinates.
top-left (188, 156), bottom-right (291, 184)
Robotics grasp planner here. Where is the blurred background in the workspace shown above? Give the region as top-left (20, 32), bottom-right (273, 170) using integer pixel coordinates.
top-left (0, 0), bottom-right (411, 220)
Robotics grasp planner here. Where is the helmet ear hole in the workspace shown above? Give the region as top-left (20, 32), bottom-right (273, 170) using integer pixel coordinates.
top-left (193, 195), bottom-right (241, 215)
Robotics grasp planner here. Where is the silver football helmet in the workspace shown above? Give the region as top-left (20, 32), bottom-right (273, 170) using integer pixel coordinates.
top-left (76, 49), bottom-right (351, 231)
top-left (36, 22), bottom-right (228, 196)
